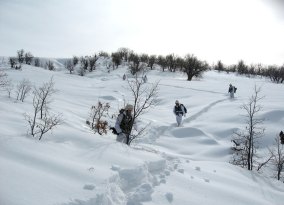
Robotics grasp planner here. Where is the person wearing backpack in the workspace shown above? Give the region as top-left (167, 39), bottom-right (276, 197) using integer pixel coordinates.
top-left (143, 75), bottom-right (148, 83)
top-left (173, 100), bottom-right (187, 126)
top-left (228, 84), bottom-right (237, 98)
top-left (114, 104), bottom-right (134, 144)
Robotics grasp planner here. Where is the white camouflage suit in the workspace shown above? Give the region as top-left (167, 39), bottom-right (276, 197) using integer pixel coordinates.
top-left (114, 104), bottom-right (135, 143)
top-left (114, 111), bottom-right (128, 143)
top-left (173, 102), bottom-right (186, 126)
top-left (228, 84), bottom-right (235, 98)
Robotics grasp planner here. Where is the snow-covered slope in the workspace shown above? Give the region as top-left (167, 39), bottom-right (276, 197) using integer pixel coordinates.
top-left (0, 56), bottom-right (66, 71)
top-left (0, 63), bottom-right (283, 205)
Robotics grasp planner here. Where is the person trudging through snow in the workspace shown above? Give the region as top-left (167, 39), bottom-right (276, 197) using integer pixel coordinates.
top-left (114, 104), bottom-right (134, 144)
top-left (228, 84), bottom-right (237, 98)
top-left (123, 74), bottom-right (126, 80)
top-left (143, 75), bottom-right (148, 83)
top-left (173, 100), bottom-right (187, 126)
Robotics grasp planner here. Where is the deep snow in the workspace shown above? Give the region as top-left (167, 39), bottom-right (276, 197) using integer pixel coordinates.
top-left (0, 60), bottom-right (284, 205)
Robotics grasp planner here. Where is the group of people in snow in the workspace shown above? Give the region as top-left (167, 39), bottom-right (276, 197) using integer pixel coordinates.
top-left (113, 100), bottom-right (187, 143)
top-left (113, 82), bottom-right (238, 143)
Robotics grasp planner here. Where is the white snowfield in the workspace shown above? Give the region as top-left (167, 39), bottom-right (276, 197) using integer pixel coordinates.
top-left (0, 60), bottom-right (284, 205)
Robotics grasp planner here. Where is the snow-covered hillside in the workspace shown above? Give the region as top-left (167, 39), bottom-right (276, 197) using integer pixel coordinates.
top-left (0, 62), bottom-right (284, 205)
top-left (0, 56), bottom-right (66, 71)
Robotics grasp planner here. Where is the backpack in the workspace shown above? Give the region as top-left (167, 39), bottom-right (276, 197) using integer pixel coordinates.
top-left (181, 104), bottom-right (187, 113)
top-left (234, 87), bottom-right (237, 93)
top-left (110, 109), bottom-right (133, 135)
top-left (119, 108), bottom-right (125, 114)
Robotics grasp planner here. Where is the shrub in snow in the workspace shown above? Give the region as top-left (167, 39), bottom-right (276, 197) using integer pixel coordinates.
top-left (45, 60), bottom-right (55, 71)
top-left (231, 86), bottom-right (269, 171)
top-left (86, 101), bottom-right (110, 135)
top-left (24, 78), bottom-right (62, 140)
top-left (88, 54), bottom-right (99, 72)
top-left (17, 49), bottom-right (25, 64)
top-left (15, 79), bottom-right (32, 102)
top-left (9, 57), bottom-right (17, 68)
top-left (4, 79), bottom-right (13, 98)
top-left (125, 74), bottom-right (159, 145)
top-left (65, 59), bottom-right (74, 74)
top-left (269, 136), bottom-right (284, 181)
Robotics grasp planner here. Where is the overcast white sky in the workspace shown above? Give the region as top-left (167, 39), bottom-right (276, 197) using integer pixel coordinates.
top-left (0, 0), bottom-right (284, 65)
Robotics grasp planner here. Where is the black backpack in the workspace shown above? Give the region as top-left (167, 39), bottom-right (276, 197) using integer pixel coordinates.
top-left (234, 87), bottom-right (237, 93)
top-left (181, 104), bottom-right (187, 113)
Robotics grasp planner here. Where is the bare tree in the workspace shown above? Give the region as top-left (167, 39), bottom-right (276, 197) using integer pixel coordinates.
top-left (111, 52), bottom-right (122, 69)
top-left (129, 62), bottom-right (146, 76)
top-left (65, 59), bottom-right (74, 74)
top-left (34, 58), bottom-right (41, 67)
top-left (24, 52), bottom-right (34, 65)
top-left (265, 65), bottom-right (284, 84)
top-left (37, 113), bottom-right (62, 140)
top-left (98, 51), bottom-right (110, 58)
top-left (17, 49), bottom-right (25, 64)
top-left (72, 56), bottom-right (79, 67)
top-left (117, 47), bottom-right (131, 62)
top-left (24, 92), bottom-right (41, 137)
top-left (231, 86), bottom-right (265, 170)
top-left (24, 80), bottom-right (62, 140)
top-left (80, 56), bottom-right (88, 71)
top-left (236, 60), bottom-right (249, 75)
top-left (9, 57), bottom-right (17, 68)
top-left (86, 101), bottom-right (110, 135)
top-left (183, 54), bottom-right (208, 81)
top-left (88, 54), bottom-right (99, 72)
top-left (139, 53), bottom-right (149, 64)
top-left (166, 54), bottom-right (177, 72)
top-left (46, 61), bottom-right (55, 71)
top-left (15, 79), bottom-right (32, 102)
top-left (269, 136), bottom-right (284, 181)
top-left (157, 55), bottom-right (167, 72)
top-left (34, 77), bottom-right (57, 119)
top-left (175, 56), bottom-right (185, 71)
top-left (214, 60), bottom-right (225, 72)
top-left (4, 80), bottom-right (13, 98)
top-left (126, 74), bottom-right (159, 145)
top-left (148, 55), bottom-right (156, 70)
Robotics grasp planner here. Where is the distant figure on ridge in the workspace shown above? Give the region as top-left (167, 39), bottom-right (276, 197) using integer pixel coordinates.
top-left (173, 100), bottom-right (187, 127)
top-left (228, 84), bottom-right (237, 98)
